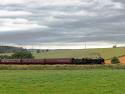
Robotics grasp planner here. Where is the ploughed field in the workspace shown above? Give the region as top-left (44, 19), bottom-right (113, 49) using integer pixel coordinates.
top-left (1, 69), bottom-right (125, 94)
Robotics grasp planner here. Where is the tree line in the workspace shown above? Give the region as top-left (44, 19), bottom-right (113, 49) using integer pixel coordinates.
top-left (0, 51), bottom-right (33, 59)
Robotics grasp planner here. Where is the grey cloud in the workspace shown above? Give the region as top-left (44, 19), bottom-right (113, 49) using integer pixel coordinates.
top-left (0, 0), bottom-right (125, 47)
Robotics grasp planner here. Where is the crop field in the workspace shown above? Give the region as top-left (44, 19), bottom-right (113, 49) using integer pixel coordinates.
top-left (0, 69), bottom-right (125, 94)
top-left (33, 47), bottom-right (125, 59)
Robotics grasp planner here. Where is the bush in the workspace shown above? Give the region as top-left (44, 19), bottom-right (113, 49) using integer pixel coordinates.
top-left (111, 56), bottom-right (120, 64)
top-left (11, 51), bottom-right (34, 59)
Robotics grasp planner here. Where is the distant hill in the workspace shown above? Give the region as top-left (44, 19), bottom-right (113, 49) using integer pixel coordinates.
top-left (0, 46), bottom-right (27, 53)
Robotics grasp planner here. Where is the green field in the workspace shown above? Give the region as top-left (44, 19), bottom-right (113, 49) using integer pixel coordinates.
top-left (0, 69), bottom-right (125, 94)
top-left (33, 47), bottom-right (125, 59)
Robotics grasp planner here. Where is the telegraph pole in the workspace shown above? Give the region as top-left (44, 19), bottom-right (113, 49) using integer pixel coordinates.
top-left (85, 41), bottom-right (86, 49)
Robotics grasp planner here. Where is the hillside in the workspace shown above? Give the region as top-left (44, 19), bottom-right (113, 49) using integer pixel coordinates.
top-left (33, 47), bottom-right (125, 59)
top-left (0, 46), bottom-right (26, 53)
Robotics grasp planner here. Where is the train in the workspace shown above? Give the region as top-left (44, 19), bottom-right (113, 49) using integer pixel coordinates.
top-left (0, 57), bottom-right (104, 65)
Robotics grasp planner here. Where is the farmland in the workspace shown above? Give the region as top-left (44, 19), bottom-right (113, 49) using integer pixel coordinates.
top-left (1, 47), bottom-right (125, 60)
top-left (33, 47), bottom-right (125, 59)
top-left (1, 69), bottom-right (125, 94)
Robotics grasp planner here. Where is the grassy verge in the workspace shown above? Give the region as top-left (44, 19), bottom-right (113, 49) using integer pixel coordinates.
top-left (0, 64), bottom-right (125, 70)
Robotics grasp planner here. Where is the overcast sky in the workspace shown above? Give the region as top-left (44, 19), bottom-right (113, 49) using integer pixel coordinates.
top-left (0, 0), bottom-right (125, 49)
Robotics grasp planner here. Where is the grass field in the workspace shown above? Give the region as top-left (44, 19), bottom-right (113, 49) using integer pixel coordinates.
top-left (33, 47), bottom-right (125, 59)
top-left (1, 47), bottom-right (125, 60)
top-left (0, 69), bottom-right (125, 94)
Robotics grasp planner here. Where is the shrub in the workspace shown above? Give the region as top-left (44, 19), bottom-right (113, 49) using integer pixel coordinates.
top-left (111, 56), bottom-right (120, 64)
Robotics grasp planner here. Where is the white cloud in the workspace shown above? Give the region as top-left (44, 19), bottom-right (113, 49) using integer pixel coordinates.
top-left (31, 0), bottom-right (123, 9)
top-left (0, 0), bottom-right (81, 6)
top-left (92, 0), bottom-right (123, 9)
top-left (0, 18), bottom-right (47, 32)
top-left (0, 0), bottom-right (122, 8)
top-left (0, 10), bottom-right (32, 17)
top-left (0, 0), bottom-right (26, 5)
top-left (42, 0), bottom-right (121, 9)
top-left (49, 11), bottom-right (96, 16)
top-left (31, 0), bottom-right (81, 6)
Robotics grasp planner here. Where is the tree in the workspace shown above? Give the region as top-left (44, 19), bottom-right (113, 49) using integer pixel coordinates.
top-left (111, 56), bottom-right (120, 64)
top-left (11, 51), bottom-right (34, 59)
top-left (36, 49), bottom-right (40, 53)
